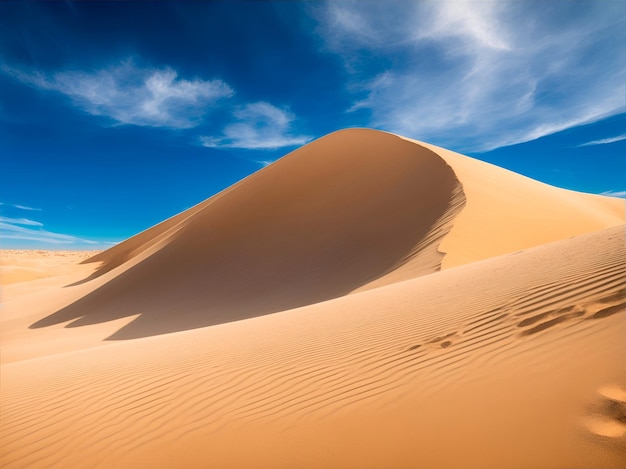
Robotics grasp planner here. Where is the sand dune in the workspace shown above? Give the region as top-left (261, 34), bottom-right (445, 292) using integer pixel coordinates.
top-left (1, 129), bottom-right (624, 468)
top-left (23, 130), bottom-right (625, 341)
top-left (30, 130), bottom-right (467, 339)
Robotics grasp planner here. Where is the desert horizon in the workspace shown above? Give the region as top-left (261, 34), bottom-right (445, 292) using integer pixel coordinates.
top-left (2, 128), bottom-right (625, 468)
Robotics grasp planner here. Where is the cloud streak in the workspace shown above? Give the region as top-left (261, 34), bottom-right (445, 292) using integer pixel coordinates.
top-left (0, 216), bottom-right (98, 247)
top-left (578, 134), bottom-right (626, 147)
top-left (4, 61), bottom-right (234, 128)
top-left (0, 202), bottom-right (42, 211)
top-left (0, 216), bottom-right (44, 227)
top-left (600, 190), bottom-right (626, 198)
top-left (315, 0), bottom-right (626, 152)
top-left (201, 102), bottom-right (312, 150)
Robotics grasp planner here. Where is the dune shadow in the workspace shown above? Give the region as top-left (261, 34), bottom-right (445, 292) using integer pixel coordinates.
top-left (65, 200), bottom-right (212, 288)
top-left (64, 261), bottom-right (128, 287)
top-left (33, 130), bottom-right (465, 340)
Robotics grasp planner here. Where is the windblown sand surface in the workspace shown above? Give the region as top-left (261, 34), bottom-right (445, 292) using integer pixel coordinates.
top-left (1, 129), bottom-right (624, 468)
top-left (0, 250), bottom-right (97, 286)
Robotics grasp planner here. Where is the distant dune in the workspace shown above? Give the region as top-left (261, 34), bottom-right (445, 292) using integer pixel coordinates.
top-left (1, 129), bottom-right (624, 468)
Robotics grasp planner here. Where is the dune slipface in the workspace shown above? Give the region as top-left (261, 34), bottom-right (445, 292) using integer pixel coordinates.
top-left (1, 129), bottom-right (624, 469)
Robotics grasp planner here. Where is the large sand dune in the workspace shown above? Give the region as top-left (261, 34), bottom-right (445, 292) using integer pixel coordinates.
top-left (1, 129), bottom-right (624, 468)
top-left (28, 130), bottom-right (466, 339)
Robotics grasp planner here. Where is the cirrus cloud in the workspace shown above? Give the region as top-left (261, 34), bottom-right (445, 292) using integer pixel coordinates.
top-left (600, 190), bottom-right (626, 198)
top-left (0, 216), bottom-right (98, 247)
top-left (3, 60), bottom-right (234, 129)
top-left (578, 134), bottom-right (626, 147)
top-left (201, 102), bottom-right (312, 150)
top-left (0, 202), bottom-right (41, 211)
top-left (314, 0), bottom-right (625, 152)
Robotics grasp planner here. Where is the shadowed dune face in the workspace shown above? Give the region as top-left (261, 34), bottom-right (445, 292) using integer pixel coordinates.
top-left (69, 201), bottom-right (212, 286)
top-left (32, 129), bottom-right (464, 339)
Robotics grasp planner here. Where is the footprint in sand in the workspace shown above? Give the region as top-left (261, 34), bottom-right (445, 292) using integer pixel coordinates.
top-left (406, 331), bottom-right (459, 352)
top-left (516, 306), bottom-right (585, 337)
top-left (517, 295), bottom-right (625, 338)
top-left (427, 332), bottom-right (458, 349)
top-left (588, 302), bottom-right (626, 320)
top-left (584, 386), bottom-right (626, 447)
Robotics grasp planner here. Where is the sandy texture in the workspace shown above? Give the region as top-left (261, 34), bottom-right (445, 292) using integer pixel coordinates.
top-left (406, 137), bottom-right (624, 268)
top-left (1, 129), bottom-right (624, 468)
top-left (0, 250), bottom-right (97, 286)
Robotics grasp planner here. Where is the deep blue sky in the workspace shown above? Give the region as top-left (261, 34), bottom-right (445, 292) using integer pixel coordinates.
top-left (1, 1), bottom-right (624, 249)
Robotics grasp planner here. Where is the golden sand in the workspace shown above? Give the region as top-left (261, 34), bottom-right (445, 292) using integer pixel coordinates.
top-left (1, 129), bottom-right (624, 468)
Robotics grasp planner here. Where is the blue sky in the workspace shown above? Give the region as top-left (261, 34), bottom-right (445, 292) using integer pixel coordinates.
top-left (1, 1), bottom-right (624, 249)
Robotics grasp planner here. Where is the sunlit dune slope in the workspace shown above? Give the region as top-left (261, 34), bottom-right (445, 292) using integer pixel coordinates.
top-left (29, 129), bottom-right (623, 341)
top-left (408, 137), bottom-right (624, 268)
top-left (2, 226), bottom-right (624, 469)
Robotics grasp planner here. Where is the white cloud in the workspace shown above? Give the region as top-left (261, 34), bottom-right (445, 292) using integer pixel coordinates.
top-left (4, 61), bottom-right (234, 128)
top-left (578, 134), bottom-right (626, 147)
top-left (201, 102), bottom-right (312, 150)
top-left (0, 202), bottom-right (41, 211)
top-left (0, 217), bottom-right (98, 246)
top-left (414, 1), bottom-right (511, 52)
top-left (14, 204), bottom-right (41, 211)
top-left (0, 216), bottom-right (44, 227)
top-left (315, 1), bottom-right (626, 152)
top-left (600, 190), bottom-right (626, 198)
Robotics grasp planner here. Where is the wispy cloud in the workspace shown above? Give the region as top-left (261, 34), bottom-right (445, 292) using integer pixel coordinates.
top-left (201, 102), bottom-right (312, 150)
top-left (0, 216), bottom-right (43, 227)
top-left (0, 217), bottom-right (98, 246)
top-left (3, 61), bottom-right (234, 128)
top-left (600, 190), bottom-right (626, 198)
top-left (0, 202), bottom-right (42, 211)
top-left (578, 134), bottom-right (626, 147)
top-left (3, 61), bottom-right (312, 151)
top-left (314, 1), bottom-right (626, 152)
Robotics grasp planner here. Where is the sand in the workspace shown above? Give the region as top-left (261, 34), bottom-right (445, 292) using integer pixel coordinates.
top-left (1, 129), bottom-right (624, 468)
top-left (0, 250), bottom-right (97, 286)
